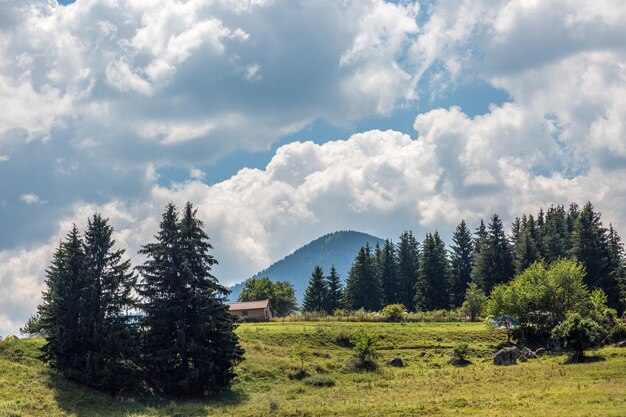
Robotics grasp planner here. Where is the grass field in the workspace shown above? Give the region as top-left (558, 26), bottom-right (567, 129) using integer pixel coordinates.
top-left (1, 321), bottom-right (626, 416)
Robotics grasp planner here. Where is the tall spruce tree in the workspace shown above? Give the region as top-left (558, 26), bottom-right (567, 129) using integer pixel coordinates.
top-left (471, 214), bottom-right (515, 293)
top-left (514, 225), bottom-right (540, 275)
top-left (415, 232), bottom-right (450, 311)
top-left (607, 224), bottom-right (626, 313)
top-left (379, 239), bottom-right (401, 305)
top-left (39, 226), bottom-right (89, 383)
top-left (566, 202), bottom-right (580, 236)
top-left (470, 220), bottom-right (488, 290)
top-left (449, 220), bottom-right (474, 308)
top-left (510, 217), bottom-right (523, 247)
top-left (303, 266), bottom-right (327, 312)
top-left (138, 203), bottom-right (243, 397)
top-left (396, 231), bottom-right (419, 311)
top-left (325, 265), bottom-right (343, 313)
top-left (541, 204), bottom-right (570, 263)
top-left (344, 244), bottom-right (383, 311)
top-left (570, 202), bottom-right (620, 310)
top-left (82, 214), bottom-right (139, 392)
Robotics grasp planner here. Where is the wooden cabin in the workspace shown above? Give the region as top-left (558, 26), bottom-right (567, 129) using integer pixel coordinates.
top-left (226, 299), bottom-right (272, 321)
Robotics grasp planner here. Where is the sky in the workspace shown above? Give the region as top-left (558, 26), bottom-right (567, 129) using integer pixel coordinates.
top-left (1, 0), bottom-right (626, 335)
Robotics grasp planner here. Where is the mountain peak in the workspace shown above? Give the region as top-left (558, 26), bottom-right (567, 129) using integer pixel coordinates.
top-left (228, 230), bottom-right (384, 302)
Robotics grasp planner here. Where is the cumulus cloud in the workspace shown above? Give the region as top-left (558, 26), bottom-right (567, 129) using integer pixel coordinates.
top-left (0, 0), bottom-right (422, 164)
top-left (19, 193), bottom-right (46, 205)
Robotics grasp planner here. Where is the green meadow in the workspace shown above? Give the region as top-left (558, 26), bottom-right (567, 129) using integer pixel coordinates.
top-left (1, 321), bottom-right (625, 417)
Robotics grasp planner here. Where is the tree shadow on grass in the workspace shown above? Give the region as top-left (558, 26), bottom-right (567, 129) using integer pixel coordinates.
top-left (48, 371), bottom-right (249, 417)
top-left (563, 353), bottom-right (606, 365)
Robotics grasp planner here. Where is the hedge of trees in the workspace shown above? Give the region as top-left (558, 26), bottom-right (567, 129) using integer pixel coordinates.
top-left (28, 203), bottom-right (243, 398)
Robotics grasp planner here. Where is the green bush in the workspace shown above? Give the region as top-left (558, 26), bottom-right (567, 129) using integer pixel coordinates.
top-left (351, 329), bottom-right (379, 370)
top-left (552, 312), bottom-right (603, 362)
top-left (448, 342), bottom-right (471, 366)
top-left (452, 343), bottom-right (469, 359)
top-left (291, 340), bottom-right (310, 374)
top-left (609, 321), bottom-right (626, 342)
top-left (381, 304), bottom-right (406, 322)
top-left (461, 283), bottom-right (487, 322)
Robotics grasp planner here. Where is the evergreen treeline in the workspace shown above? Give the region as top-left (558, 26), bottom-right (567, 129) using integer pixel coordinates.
top-left (303, 202), bottom-right (626, 315)
top-left (34, 203), bottom-right (243, 398)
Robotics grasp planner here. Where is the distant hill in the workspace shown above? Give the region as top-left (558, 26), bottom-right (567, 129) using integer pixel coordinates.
top-left (227, 230), bottom-right (384, 303)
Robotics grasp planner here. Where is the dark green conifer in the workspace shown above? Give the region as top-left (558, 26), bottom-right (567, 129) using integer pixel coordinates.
top-left (138, 202), bottom-right (243, 397)
top-left (39, 226), bottom-right (89, 382)
top-left (607, 224), bottom-right (626, 313)
top-left (541, 204), bottom-right (570, 263)
top-left (449, 220), bottom-right (474, 307)
top-left (570, 202), bottom-right (620, 309)
top-left (325, 265), bottom-right (343, 313)
top-left (471, 214), bottom-right (514, 293)
top-left (514, 227), bottom-right (539, 275)
top-left (303, 266), bottom-right (327, 312)
top-left (415, 232), bottom-right (450, 311)
top-left (344, 244), bottom-right (383, 311)
top-left (379, 239), bottom-right (401, 305)
top-left (82, 214), bottom-right (140, 393)
top-left (396, 231), bottom-right (419, 311)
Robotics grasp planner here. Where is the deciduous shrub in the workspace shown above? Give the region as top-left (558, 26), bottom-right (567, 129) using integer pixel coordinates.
top-left (461, 283), bottom-right (487, 322)
top-left (552, 313), bottom-right (603, 363)
top-left (351, 329), bottom-right (379, 370)
top-left (448, 343), bottom-right (471, 366)
top-left (381, 304), bottom-right (406, 322)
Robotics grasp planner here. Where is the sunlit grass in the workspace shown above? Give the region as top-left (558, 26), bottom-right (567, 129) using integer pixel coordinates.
top-left (1, 322), bottom-right (625, 416)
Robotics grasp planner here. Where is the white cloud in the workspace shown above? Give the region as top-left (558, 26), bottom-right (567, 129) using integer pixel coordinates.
top-left (0, 0), bottom-right (422, 164)
top-left (19, 193), bottom-right (46, 205)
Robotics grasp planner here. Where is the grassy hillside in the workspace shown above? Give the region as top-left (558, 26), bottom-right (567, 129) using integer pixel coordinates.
top-left (1, 322), bottom-right (626, 416)
top-left (228, 230), bottom-right (384, 302)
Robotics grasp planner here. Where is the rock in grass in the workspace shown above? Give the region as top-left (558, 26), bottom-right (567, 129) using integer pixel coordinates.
top-left (520, 346), bottom-right (536, 359)
top-left (535, 347), bottom-right (546, 356)
top-left (494, 346), bottom-right (520, 366)
top-left (389, 358), bottom-right (405, 367)
top-left (615, 340), bottom-right (626, 348)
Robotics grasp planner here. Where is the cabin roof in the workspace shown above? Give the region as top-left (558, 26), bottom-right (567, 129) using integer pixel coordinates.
top-left (226, 299), bottom-right (270, 311)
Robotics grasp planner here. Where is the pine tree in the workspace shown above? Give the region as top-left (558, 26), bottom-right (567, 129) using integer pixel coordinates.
top-left (415, 232), bottom-right (450, 311)
top-left (138, 202), bottom-right (243, 397)
top-left (514, 226), bottom-right (539, 275)
top-left (396, 231), bottom-right (419, 311)
top-left (303, 266), bottom-right (327, 312)
top-left (570, 202), bottom-right (620, 309)
top-left (379, 239), bottom-right (401, 305)
top-left (82, 214), bottom-right (140, 392)
top-left (510, 217), bottom-right (523, 247)
top-left (39, 226), bottom-right (89, 383)
top-left (541, 204), bottom-right (570, 263)
top-left (470, 220), bottom-right (488, 290)
top-left (325, 265), bottom-right (343, 313)
top-left (344, 244), bottom-right (383, 311)
top-left (567, 202), bottom-right (580, 236)
top-left (449, 220), bottom-right (474, 307)
top-left (471, 214), bottom-right (515, 293)
top-left (607, 224), bottom-right (626, 313)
